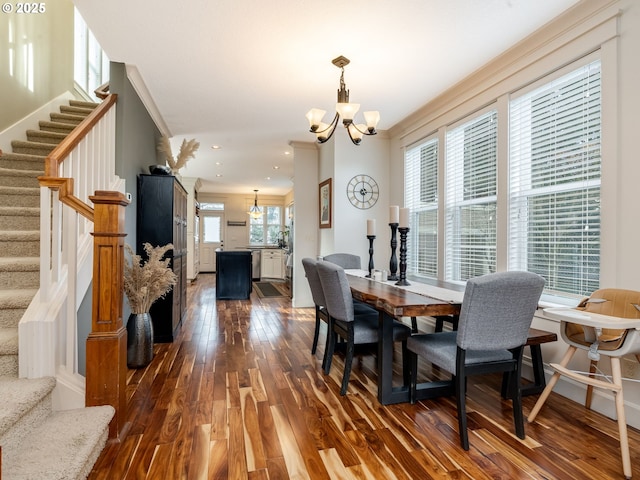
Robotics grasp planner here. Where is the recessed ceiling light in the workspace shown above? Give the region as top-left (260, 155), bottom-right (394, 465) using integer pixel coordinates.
top-left (273, 165), bottom-right (280, 170)
top-left (211, 145), bottom-right (221, 150)
top-left (266, 176), bottom-right (271, 180)
top-left (284, 151), bottom-right (290, 155)
top-left (216, 174), bottom-right (223, 177)
top-left (215, 161), bottom-right (223, 166)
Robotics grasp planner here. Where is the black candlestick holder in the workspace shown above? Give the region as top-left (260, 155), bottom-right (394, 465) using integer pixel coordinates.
top-left (395, 227), bottom-right (410, 286)
top-left (388, 223), bottom-right (399, 281)
top-left (366, 235), bottom-right (375, 277)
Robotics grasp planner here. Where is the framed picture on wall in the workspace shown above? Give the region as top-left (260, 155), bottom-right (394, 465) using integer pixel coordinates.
top-left (319, 178), bottom-right (332, 229)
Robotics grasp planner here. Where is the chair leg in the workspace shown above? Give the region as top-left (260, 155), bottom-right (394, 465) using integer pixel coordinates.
top-left (455, 350), bottom-right (469, 450)
top-left (456, 371), bottom-right (469, 450)
top-left (323, 323), bottom-right (336, 375)
top-left (611, 358), bottom-right (632, 479)
top-left (311, 306), bottom-right (321, 355)
top-left (512, 349), bottom-right (525, 439)
top-left (585, 359), bottom-right (598, 409)
top-left (340, 339), bottom-right (355, 395)
top-left (528, 345), bottom-right (578, 423)
top-left (411, 316), bottom-right (418, 333)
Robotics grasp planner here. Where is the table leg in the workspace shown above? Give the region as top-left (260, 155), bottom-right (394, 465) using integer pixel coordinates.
top-left (377, 311), bottom-right (410, 404)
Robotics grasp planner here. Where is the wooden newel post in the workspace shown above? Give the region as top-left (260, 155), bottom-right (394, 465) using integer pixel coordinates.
top-left (86, 190), bottom-right (129, 440)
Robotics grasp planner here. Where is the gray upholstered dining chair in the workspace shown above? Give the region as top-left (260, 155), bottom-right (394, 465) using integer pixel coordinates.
top-left (323, 253), bottom-right (362, 269)
top-left (407, 271), bottom-right (544, 450)
top-left (316, 260), bottom-right (412, 396)
top-left (302, 258), bottom-right (377, 368)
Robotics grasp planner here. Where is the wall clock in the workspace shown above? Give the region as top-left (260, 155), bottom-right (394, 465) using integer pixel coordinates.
top-left (347, 174), bottom-right (379, 209)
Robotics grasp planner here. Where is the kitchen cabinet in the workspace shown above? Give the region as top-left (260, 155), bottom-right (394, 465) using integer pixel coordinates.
top-left (261, 249), bottom-right (284, 279)
top-left (137, 174), bottom-right (188, 343)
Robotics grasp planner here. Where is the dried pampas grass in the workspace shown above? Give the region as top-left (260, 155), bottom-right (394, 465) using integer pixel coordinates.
top-left (124, 243), bottom-right (177, 314)
top-left (157, 136), bottom-right (200, 172)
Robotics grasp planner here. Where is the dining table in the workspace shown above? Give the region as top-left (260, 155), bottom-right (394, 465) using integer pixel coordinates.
top-left (346, 272), bottom-right (462, 405)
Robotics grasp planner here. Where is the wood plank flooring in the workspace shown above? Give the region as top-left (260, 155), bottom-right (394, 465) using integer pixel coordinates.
top-left (89, 273), bottom-right (640, 479)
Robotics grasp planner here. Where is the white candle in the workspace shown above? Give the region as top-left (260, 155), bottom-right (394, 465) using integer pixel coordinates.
top-left (399, 208), bottom-right (410, 228)
top-left (389, 205), bottom-right (399, 224)
top-left (367, 219), bottom-right (376, 236)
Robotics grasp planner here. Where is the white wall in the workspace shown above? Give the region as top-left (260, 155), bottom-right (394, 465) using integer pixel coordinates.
top-left (387, 0), bottom-right (640, 428)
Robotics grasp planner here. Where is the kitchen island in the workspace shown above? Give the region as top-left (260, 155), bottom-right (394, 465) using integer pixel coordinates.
top-left (215, 250), bottom-right (252, 299)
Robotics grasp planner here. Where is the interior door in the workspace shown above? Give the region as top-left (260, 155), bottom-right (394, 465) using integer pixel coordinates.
top-left (200, 212), bottom-right (224, 272)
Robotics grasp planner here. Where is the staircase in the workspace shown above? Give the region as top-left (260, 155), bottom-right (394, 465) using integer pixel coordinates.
top-left (0, 100), bottom-right (114, 479)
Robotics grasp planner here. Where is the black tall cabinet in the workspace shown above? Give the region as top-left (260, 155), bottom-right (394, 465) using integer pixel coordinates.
top-left (137, 174), bottom-right (188, 342)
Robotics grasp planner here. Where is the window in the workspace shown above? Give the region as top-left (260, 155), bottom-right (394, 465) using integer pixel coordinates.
top-left (509, 60), bottom-right (601, 296)
top-left (74, 8), bottom-right (109, 100)
top-left (202, 216), bottom-right (222, 243)
top-left (445, 110), bottom-right (498, 282)
top-left (249, 206), bottom-right (282, 245)
top-left (405, 138), bottom-right (438, 278)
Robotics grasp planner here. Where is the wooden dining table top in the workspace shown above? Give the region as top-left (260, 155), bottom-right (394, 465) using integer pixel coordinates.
top-left (347, 274), bottom-right (461, 318)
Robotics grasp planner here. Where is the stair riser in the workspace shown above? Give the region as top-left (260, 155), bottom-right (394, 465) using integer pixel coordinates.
top-left (38, 122), bottom-right (74, 134)
top-left (59, 106), bottom-right (93, 116)
top-left (26, 133), bottom-right (64, 145)
top-left (0, 193), bottom-right (40, 207)
top-left (0, 175), bottom-right (39, 189)
top-left (49, 113), bottom-right (84, 125)
top-left (69, 99), bottom-right (99, 109)
top-left (0, 215), bottom-right (39, 230)
top-left (0, 308), bottom-right (26, 328)
top-left (11, 143), bottom-right (56, 156)
top-left (0, 157), bottom-right (45, 171)
top-left (0, 271), bottom-right (39, 289)
top-left (0, 355), bottom-right (18, 376)
top-left (0, 242), bottom-right (39, 259)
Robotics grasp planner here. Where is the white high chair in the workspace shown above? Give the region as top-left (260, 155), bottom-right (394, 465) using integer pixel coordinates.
top-left (527, 288), bottom-right (640, 479)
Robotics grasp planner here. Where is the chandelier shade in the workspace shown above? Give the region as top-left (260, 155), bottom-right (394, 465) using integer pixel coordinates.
top-left (306, 56), bottom-right (380, 145)
top-left (247, 189), bottom-right (262, 219)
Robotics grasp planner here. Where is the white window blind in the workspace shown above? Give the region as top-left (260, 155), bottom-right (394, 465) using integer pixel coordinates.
top-left (405, 138), bottom-right (438, 278)
top-left (445, 110), bottom-right (497, 282)
top-left (509, 60), bottom-right (601, 296)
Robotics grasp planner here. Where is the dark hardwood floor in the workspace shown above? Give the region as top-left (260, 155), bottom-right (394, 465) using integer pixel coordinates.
top-left (89, 273), bottom-right (640, 479)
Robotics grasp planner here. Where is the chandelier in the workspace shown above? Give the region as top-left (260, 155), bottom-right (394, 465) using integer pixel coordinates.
top-left (306, 56), bottom-right (380, 145)
top-left (247, 189), bottom-right (262, 219)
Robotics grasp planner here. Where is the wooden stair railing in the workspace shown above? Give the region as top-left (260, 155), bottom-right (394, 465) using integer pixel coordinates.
top-left (37, 85), bottom-right (128, 440)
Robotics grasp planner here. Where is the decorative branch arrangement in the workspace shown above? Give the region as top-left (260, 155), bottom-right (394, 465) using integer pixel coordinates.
top-left (157, 136), bottom-right (200, 173)
top-left (124, 243), bottom-right (177, 314)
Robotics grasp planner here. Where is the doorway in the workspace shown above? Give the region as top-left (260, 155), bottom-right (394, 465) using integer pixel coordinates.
top-left (200, 212), bottom-right (224, 272)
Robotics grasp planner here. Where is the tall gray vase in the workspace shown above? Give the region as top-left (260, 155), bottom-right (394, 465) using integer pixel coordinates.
top-left (126, 312), bottom-right (154, 368)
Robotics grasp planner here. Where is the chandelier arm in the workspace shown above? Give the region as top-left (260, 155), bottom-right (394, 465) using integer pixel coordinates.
top-left (350, 123), bottom-right (378, 136)
top-left (315, 112), bottom-right (340, 144)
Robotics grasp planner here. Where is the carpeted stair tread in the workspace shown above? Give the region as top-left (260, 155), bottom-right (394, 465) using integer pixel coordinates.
top-left (0, 327), bottom-right (18, 355)
top-left (11, 139), bottom-right (57, 156)
top-left (0, 206), bottom-right (40, 217)
top-left (50, 112), bottom-right (86, 125)
top-left (0, 232), bottom-right (39, 243)
top-left (0, 288), bottom-right (37, 308)
top-left (3, 405), bottom-right (114, 480)
top-left (59, 105), bottom-right (94, 116)
top-left (0, 185), bottom-right (39, 195)
top-left (0, 256), bottom-right (39, 270)
top-left (0, 166), bottom-right (41, 188)
top-left (69, 99), bottom-right (99, 109)
top-left (0, 152), bottom-right (46, 171)
top-left (26, 129), bottom-right (67, 145)
top-left (0, 376), bottom-right (56, 436)
top-left (38, 120), bottom-right (75, 134)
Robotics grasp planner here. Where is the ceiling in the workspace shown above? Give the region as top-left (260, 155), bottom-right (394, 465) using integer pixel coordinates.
top-left (74, 0), bottom-right (580, 195)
